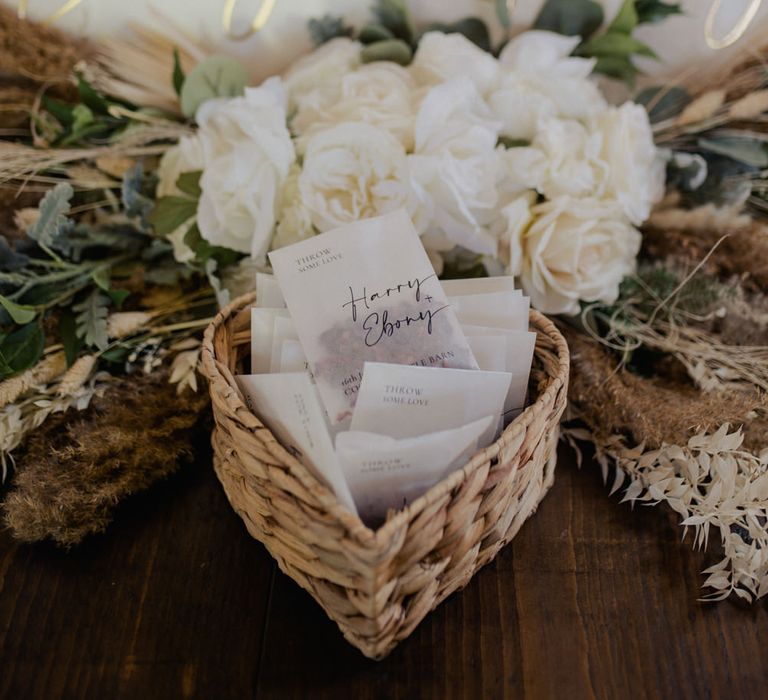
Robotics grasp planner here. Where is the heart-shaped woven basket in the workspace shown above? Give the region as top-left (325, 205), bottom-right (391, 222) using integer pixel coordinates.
top-left (201, 291), bottom-right (569, 659)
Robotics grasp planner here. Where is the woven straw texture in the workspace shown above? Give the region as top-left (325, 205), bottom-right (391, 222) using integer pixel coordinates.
top-left (202, 292), bottom-right (570, 659)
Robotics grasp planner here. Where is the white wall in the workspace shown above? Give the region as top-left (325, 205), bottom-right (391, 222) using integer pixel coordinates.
top-left (4, 0), bottom-right (767, 80)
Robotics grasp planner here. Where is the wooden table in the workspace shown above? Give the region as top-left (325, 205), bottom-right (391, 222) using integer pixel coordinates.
top-left (1, 443), bottom-right (766, 699)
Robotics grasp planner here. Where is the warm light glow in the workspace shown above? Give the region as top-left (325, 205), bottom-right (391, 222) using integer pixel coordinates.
top-left (17, 0), bottom-right (83, 23)
top-left (705, 0), bottom-right (762, 49)
top-left (221, 0), bottom-right (277, 40)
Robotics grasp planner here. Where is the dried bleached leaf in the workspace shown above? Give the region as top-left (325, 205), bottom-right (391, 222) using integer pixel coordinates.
top-left (728, 90), bottom-right (768, 120)
top-left (677, 89), bottom-right (726, 125)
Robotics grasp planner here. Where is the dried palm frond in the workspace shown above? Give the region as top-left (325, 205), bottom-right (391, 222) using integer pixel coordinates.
top-left (88, 9), bottom-right (210, 114)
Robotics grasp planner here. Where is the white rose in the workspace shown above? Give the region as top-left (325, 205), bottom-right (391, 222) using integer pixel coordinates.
top-left (595, 102), bottom-right (666, 225)
top-left (284, 38), bottom-right (362, 112)
top-left (510, 196), bottom-right (641, 315)
top-left (272, 164), bottom-right (315, 250)
top-left (292, 63), bottom-right (416, 151)
top-left (410, 31), bottom-right (499, 96)
top-left (491, 190), bottom-right (537, 271)
top-left (195, 78), bottom-right (295, 258)
top-left (156, 135), bottom-right (204, 263)
top-left (500, 117), bottom-right (608, 197)
top-left (298, 122), bottom-right (412, 231)
top-left (409, 78), bottom-right (502, 255)
top-left (489, 31), bottom-right (605, 141)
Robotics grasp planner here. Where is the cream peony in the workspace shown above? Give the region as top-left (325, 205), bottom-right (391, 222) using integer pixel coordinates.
top-left (298, 122), bottom-right (412, 232)
top-left (410, 31), bottom-right (499, 96)
top-left (284, 38), bottom-right (362, 112)
top-left (409, 78), bottom-right (502, 256)
top-left (272, 164), bottom-right (315, 250)
top-left (507, 196), bottom-right (641, 315)
top-left (489, 31), bottom-right (605, 141)
top-left (291, 63), bottom-right (416, 151)
top-left (195, 78), bottom-right (295, 258)
top-left (500, 106), bottom-right (664, 226)
top-left (155, 135), bottom-right (204, 263)
top-left (500, 117), bottom-right (608, 198)
top-left (595, 102), bottom-right (666, 225)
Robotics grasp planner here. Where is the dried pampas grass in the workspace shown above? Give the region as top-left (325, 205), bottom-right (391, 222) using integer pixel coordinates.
top-left (2, 369), bottom-right (210, 546)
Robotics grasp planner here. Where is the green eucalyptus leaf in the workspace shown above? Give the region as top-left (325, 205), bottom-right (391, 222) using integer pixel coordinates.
top-left (534, 0), bottom-right (604, 38)
top-left (71, 103), bottom-right (94, 133)
top-left (361, 39), bottom-right (413, 66)
top-left (0, 235), bottom-right (29, 272)
top-left (498, 136), bottom-right (531, 148)
top-left (0, 323), bottom-right (44, 379)
top-left (58, 310), bottom-right (82, 367)
top-left (176, 171), bottom-right (203, 199)
top-left (0, 295), bottom-right (36, 325)
top-left (180, 55), bottom-right (249, 119)
top-left (308, 14), bottom-right (354, 45)
top-left (426, 17), bottom-right (492, 52)
top-left (42, 96), bottom-right (75, 127)
top-left (635, 0), bottom-right (682, 23)
top-left (73, 289), bottom-right (110, 350)
top-left (107, 288), bottom-right (131, 307)
top-left (609, 0), bottom-right (639, 34)
top-left (91, 267), bottom-right (111, 292)
top-left (496, 0), bottom-right (511, 28)
top-left (635, 85), bottom-right (691, 122)
top-left (148, 196), bottom-right (198, 236)
top-left (183, 223), bottom-right (240, 267)
top-left (372, 0), bottom-right (415, 44)
top-left (172, 47), bottom-right (186, 96)
top-left (77, 76), bottom-right (110, 115)
top-left (698, 136), bottom-right (768, 168)
top-left (27, 182), bottom-right (74, 248)
top-left (359, 23), bottom-right (395, 44)
top-left (593, 54), bottom-right (639, 84)
top-left (579, 32), bottom-right (657, 59)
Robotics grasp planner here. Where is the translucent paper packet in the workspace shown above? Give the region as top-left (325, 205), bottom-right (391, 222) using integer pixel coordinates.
top-left (461, 324), bottom-right (536, 419)
top-left (351, 362), bottom-right (511, 446)
top-left (450, 291), bottom-right (530, 332)
top-left (251, 308), bottom-right (289, 373)
top-left (235, 372), bottom-right (357, 514)
top-left (441, 277), bottom-right (519, 297)
top-left (255, 272), bottom-right (286, 308)
top-left (269, 210), bottom-right (477, 425)
top-left (269, 316), bottom-right (298, 372)
top-left (336, 416), bottom-right (494, 524)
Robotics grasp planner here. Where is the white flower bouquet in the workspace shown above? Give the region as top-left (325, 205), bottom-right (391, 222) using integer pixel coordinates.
top-left (156, 11), bottom-right (665, 316)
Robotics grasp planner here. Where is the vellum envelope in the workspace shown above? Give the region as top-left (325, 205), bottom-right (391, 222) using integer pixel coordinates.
top-left (269, 210), bottom-right (477, 425)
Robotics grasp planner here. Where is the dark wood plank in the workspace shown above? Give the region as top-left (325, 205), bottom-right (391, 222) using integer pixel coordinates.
top-left (0, 438), bottom-right (275, 700)
top-left (1, 443), bottom-right (766, 700)
top-left (256, 445), bottom-right (768, 699)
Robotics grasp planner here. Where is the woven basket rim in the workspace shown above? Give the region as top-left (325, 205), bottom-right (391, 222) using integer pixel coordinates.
top-left (202, 291), bottom-right (570, 549)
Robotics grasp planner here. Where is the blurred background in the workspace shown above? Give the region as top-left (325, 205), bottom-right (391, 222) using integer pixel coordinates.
top-left (2, 0), bottom-right (767, 80)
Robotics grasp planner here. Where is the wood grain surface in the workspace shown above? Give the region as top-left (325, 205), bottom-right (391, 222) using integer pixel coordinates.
top-left (1, 443), bottom-right (766, 699)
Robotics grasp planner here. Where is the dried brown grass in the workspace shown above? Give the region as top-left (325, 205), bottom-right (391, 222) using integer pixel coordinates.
top-left (644, 206), bottom-right (768, 292)
top-left (0, 4), bottom-right (92, 85)
top-left (564, 325), bottom-right (767, 452)
top-left (2, 369), bottom-right (210, 546)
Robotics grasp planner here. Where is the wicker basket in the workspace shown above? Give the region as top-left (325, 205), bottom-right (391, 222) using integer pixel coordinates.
top-left (201, 291), bottom-right (570, 659)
